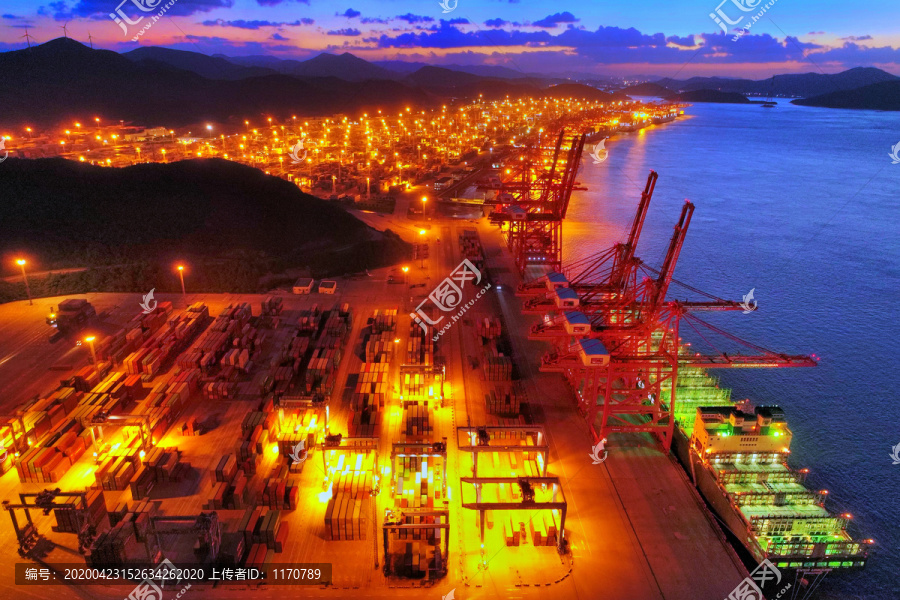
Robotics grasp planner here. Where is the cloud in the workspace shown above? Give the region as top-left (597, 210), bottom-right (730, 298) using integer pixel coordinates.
top-left (202, 20), bottom-right (280, 29)
top-left (163, 35), bottom-right (297, 55)
top-left (691, 31), bottom-right (822, 64)
top-left (373, 21), bottom-right (552, 48)
top-left (37, 1), bottom-right (73, 19)
top-left (40, 0), bottom-right (235, 19)
top-left (810, 41), bottom-right (900, 65)
top-left (255, 0), bottom-right (308, 4)
top-left (532, 12), bottom-right (578, 28)
top-left (667, 34), bottom-right (695, 47)
top-left (270, 33), bottom-right (289, 41)
top-left (1, 12), bottom-right (34, 27)
top-left (808, 31), bottom-right (825, 35)
top-left (361, 17), bottom-right (389, 24)
top-left (840, 35), bottom-right (872, 41)
top-left (368, 21), bottom-right (856, 67)
top-left (555, 25), bottom-right (666, 49)
top-left (446, 18), bottom-right (469, 25)
top-left (201, 18), bottom-right (314, 28)
top-left (338, 8), bottom-right (361, 18)
top-left (327, 28), bottom-right (361, 36)
top-left (485, 19), bottom-right (508, 28)
top-left (396, 13), bottom-right (434, 24)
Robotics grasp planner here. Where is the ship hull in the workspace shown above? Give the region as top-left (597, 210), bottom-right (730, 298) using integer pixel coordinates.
top-left (671, 427), bottom-right (767, 564)
top-left (671, 426), bottom-right (868, 572)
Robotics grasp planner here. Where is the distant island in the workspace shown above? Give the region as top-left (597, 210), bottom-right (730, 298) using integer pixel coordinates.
top-left (653, 67), bottom-right (897, 99)
top-left (671, 89), bottom-right (751, 104)
top-left (621, 82), bottom-right (676, 98)
top-left (0, 158), bottom-right (408, 303)
top-left (791, 80), bottom-right (900, 111)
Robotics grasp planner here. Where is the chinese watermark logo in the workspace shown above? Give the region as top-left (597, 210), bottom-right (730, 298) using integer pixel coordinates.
top-left (289, 135), bottom-right (308, 164)
top-left (709, 0), bottom-right (779, 41)
top-left (125, 558), bottom-right (191, 600)
top-left (589, 438), bottom-right (608, 464)
top-left (725, 559), bottom-right (785, 600)
top-left (589, 138), bottom-right (609, 164)
top-left (890, 443), bottom-right (900, 465)
top-left (412, 258), bottom-right (491, 342)
top-left (288, 440), bottom-right (307, 464)
top-left (740, 288), bottom-right (757, 314)
top-left (0, 138), bottom-right (8, 163)
top-left (438, 0), bottom-right (458, 14)
top-left (139, 288), bottom-right (157, 314)
top-left (441, 588), bottom-right (456, 600)
top-left (889, 142), bottom-right (900, 165)
top-left (128, 576), bottom-right (164, 600)
top-left (109, 0), bottom-right (179, 42)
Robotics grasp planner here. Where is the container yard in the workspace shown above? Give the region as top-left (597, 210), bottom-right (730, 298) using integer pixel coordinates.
top-left (0, 152), bottom-right (863, 600)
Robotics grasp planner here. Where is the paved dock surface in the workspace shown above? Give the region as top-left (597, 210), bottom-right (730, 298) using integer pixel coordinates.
top-left (0, 204), bottom-right (747, 600)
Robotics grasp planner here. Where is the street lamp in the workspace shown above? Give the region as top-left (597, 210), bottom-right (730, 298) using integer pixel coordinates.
top-left (15, 259), bottom-right (32, 305)
top-left (418, 230), bottom-right (427, 268)
top-left (402, 265), bottom-right (411, 308)
top-left (176, 265), bottom-right (186, 295)
top-left (421, 196), bottom-right (427, 218)
top-left (84, 336), bottom-right (97, 364)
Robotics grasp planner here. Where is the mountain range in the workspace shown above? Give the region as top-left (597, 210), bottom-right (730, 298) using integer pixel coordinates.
top-left (0, 39), bottom-right (897, 128)
top-left (0, 39), bottom-right (630, 127)
top-left (653, 68), bottom-right (898, 98)
top-left (0, 39), bottom-right (430, 127)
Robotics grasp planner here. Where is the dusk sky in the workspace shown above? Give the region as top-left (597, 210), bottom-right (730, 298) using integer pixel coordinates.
top-left (1, 0), bottom-right (899, 78)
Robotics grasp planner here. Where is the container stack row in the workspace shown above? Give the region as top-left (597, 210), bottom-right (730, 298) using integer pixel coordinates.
top-left (475, 316), bottom-right (502, 340)
top-left (86, 500), bottom-right (159, 567)
top-left (239, 507), bottom-right (289, 567)
top-left (402, 404), bottom-right (432, 437)
top-left (352, 362), bottom-right (390, 411)
top-left (369, 308), bottom-right (398, 333)
top-left (458, 229), bottom-right (484, 271)
top-left (483, 355), bottom-right (513, 381)
top-left (324, 467), bottom-right (373, 541)
top-left (364, 331), bottom-right (396, 363)
top-left (485, 383), bottom-right (525, 417)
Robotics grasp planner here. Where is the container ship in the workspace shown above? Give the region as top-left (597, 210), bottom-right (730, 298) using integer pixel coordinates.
top-left (526, 267), bottom-right (872, 575)
top-left (662, 367), bottom-right (872, 572)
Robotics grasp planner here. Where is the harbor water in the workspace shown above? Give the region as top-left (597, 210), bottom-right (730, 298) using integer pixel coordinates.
top-left (563, 100), bottom-right (900, 600)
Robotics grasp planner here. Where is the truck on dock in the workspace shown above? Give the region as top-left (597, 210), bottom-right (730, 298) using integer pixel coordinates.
top-left (47, 298), bottom-right (96, 334)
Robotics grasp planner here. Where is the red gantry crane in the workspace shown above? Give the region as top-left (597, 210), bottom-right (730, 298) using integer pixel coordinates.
top-left (530, 192), bottom-right (816, 450)
top-left (518, 169), bottom-right (658, 309)
top-left (488, 131), bottom-right (586, 275)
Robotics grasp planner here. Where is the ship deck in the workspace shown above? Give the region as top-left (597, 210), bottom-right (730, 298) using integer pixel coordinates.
top-left (725, 482), bottom-right (808, 494)
top-left (741, 504), bottom-right (833, 519)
